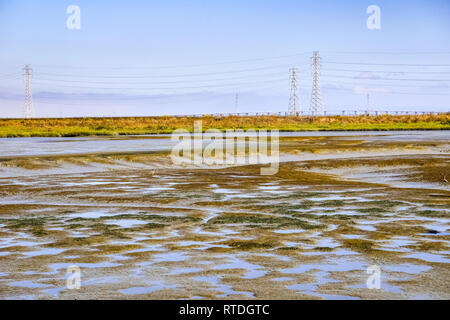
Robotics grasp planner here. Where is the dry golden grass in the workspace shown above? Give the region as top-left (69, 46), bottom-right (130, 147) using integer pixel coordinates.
top-left (0, 114), bottom-right (448, 137)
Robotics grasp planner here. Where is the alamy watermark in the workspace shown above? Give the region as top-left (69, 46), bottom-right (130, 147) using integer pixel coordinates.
top-left (366, 265), bottom-right (381, 289)
top-left (170, 121), bottom-right (279, 175)
top-left (366, 5), bottom-right (381, 30)
top-left (66, 265), bottom-right (81, 290)
top-left (66, 5), bottom-right (81, 30)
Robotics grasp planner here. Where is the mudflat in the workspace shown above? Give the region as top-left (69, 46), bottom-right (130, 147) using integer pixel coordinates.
top-left (0, 131), bottom-right (448, 299)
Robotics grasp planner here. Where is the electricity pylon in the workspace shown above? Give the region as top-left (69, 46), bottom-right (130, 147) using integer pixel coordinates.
top-left (23, 64), bottom-right (34, 118)
top-left (310, 51), bottom-right (323, 116)
top-left (288, 67), bottom-right (299, 116)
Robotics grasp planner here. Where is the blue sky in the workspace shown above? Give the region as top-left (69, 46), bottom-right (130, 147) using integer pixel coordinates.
top-left (0, 0), bottom-right (449, 117)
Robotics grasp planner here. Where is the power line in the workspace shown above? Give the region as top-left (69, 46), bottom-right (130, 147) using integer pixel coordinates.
top-left (323, 61), bottom-right (450, 67)
top-left (32, 52), bottom-right (312, 71)
top-left (33, 65), bottom-right (307, 78)
top-left (322, 85), bottom-right (450, 96)
top-left (37, 65), bottom-right (308, 79)
top-left (321, 79), bottom-right (450, 89)
top-left (2, 51), bottom-right (450, 118)
top-left (321, 51), bottom-right (450, 55)
top-left (26, 51), bottom-right (450, 71)
top-left (32, 71), bottom-right (288, 85)
top-left (322, 74), bottom-right (450, 82)
top-left (322, 68), bottom-right (450, 74)
top-left (32, 77), bottom-right (288, 91)
top-left (0, 72), bottom-right (21, 78)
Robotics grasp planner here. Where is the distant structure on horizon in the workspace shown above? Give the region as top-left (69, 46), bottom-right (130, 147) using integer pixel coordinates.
top-left (366, 93), bottom-right (370, 115)
top-left (23, 64), bottom-right (35, 118)
top-left (288, 67), bottom-right (299, 115)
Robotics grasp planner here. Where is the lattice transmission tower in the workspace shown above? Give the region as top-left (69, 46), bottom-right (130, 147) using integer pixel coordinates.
top-left (288, 67), bottom-right (299, 115)
top-left (23, 64), bottom-right (35, 118)
top-left (310, 51), bottom-right (323, 116)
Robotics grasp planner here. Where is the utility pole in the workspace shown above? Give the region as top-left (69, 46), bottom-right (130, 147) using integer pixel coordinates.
top-left (288, 67), bottom-right (299, 116)
top-left (310, 51), bottom-right (323, 116)
top-left (23, 64), bottom-right (34, 118)
top-left (366, 93), bottom-right (370, 115)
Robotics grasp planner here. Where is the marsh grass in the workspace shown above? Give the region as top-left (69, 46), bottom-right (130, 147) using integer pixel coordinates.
top-left (225, 240), bottom-right (276, 250)
top-left (408, 241), bottom-right (448, 251)
top-left (1, 217), bottom-right (54, 237)
top-left (415, 210), bottom-right (448, 218)
top-left (342, 239), bottom-right (375, 253)
top-left (356, 207), bottom-right (388, 214)
top-left (0, 114), bottom-right (448, 137)
top-left (313, 246), bottom-right (334, 252)
top-left (207, 212), bottom-right (324, 230)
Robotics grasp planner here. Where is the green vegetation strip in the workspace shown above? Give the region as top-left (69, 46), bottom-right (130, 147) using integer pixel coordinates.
top-left (0, 114), bottom-right (449, 137)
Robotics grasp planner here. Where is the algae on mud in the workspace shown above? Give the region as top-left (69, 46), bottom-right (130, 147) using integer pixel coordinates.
top-left (0, 131), bottom-right (449, 299)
